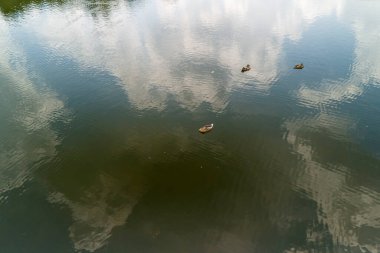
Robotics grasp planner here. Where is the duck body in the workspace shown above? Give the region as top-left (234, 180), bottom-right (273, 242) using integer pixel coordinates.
top-left (241, 64), bottom-right (251, 73)
top-left (294, 63), bottom-right (304, 69)
top-left (199, 123), bottom-right (213, 134)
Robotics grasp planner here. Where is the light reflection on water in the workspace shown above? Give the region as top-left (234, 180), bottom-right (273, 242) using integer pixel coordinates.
top-left (0, 17), bottom-right (65, 195)
top-left (1, 0), bottom-right (380, 252)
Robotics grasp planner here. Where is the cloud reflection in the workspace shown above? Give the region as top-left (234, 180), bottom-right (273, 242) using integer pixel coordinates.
top-left (295, 0), bottom-right (380, 107)
top-left (284, 4), bottom-right (380, 249)
top-left (285, 114), bottom-right (380, 251)
top-left (3, 0), bottom-right (380, 251)
top-left (0, 14), bottom-right (65, 195)
top-left (48, 173), bottom-right (145, 252)
top-left (19, 0), bottom-right (344, 112)
top-left (283, 3), bottom-right (380, 250)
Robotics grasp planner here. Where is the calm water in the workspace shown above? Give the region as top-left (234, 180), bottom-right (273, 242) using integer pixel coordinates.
top-left (1, 0), bottom-right (380, 252)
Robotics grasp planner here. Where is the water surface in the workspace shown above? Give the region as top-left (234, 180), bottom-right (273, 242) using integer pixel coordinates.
top-left (1, 0), bottom-right (380, 252)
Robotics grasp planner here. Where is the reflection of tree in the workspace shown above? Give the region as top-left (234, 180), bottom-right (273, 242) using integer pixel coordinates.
top-left (85, 0), bottom-right (141, 19)
top-left (0, 0), bottom-right (143, 18)
top-left (0, 0), bottom-right (64, 16)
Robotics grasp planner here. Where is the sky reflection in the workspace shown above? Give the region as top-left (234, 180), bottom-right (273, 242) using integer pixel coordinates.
top-left (1, 0), bottom-right (380, 252)
top-left (8, 0), bottom-right (350, 112)
top-left (0, 15), bottom-right (66, 195)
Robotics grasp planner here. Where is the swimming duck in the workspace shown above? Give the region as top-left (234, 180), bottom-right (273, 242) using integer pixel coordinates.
top-left (199, 123), bottom-right (213, 134)
top-left (294, 63), bottom-right (304, 69)
top-left (241, 64), bottom-right (251, 73)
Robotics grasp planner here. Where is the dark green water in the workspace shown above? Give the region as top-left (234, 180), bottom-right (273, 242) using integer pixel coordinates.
top-left (1, 0), bottom-right (380, 252)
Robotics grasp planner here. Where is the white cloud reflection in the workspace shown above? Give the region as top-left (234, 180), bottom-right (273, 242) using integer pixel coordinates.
top-left (19, 0), bottom-right (345, 112)
top-left (283, 3), bottom-right (380, 249)
top-left (295, 0), bottom-right (380, 107)
top-left (5, 0), bottom-right (380, 251)
top-left (48, 173), bottom-right (145, 252)
top-left (285, 115), bottom-right (380, 252)
top-left (282, 2), bottom-right (380, 249)
top-left (0, 14), bottom-right (65, 195)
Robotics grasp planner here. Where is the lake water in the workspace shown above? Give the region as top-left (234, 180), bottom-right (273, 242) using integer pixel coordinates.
top-left (1, 0), bottom-right (380, 252)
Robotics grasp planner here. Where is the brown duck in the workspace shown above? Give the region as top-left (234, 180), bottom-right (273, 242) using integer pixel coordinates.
top-left (241, 64), bottom-right (251, 73)
top-left (199, 123), bottom-right (213, 134)
top-left (294, 63), bottom-right (304, 69)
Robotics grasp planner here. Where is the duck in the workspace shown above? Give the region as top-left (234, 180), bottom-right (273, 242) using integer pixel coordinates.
top-left (294, 63), bottom-right (304, 69)
top-left (199, 123), bottom-right (213, 134)
top-left (241, 64), bottom-right (251, 73)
